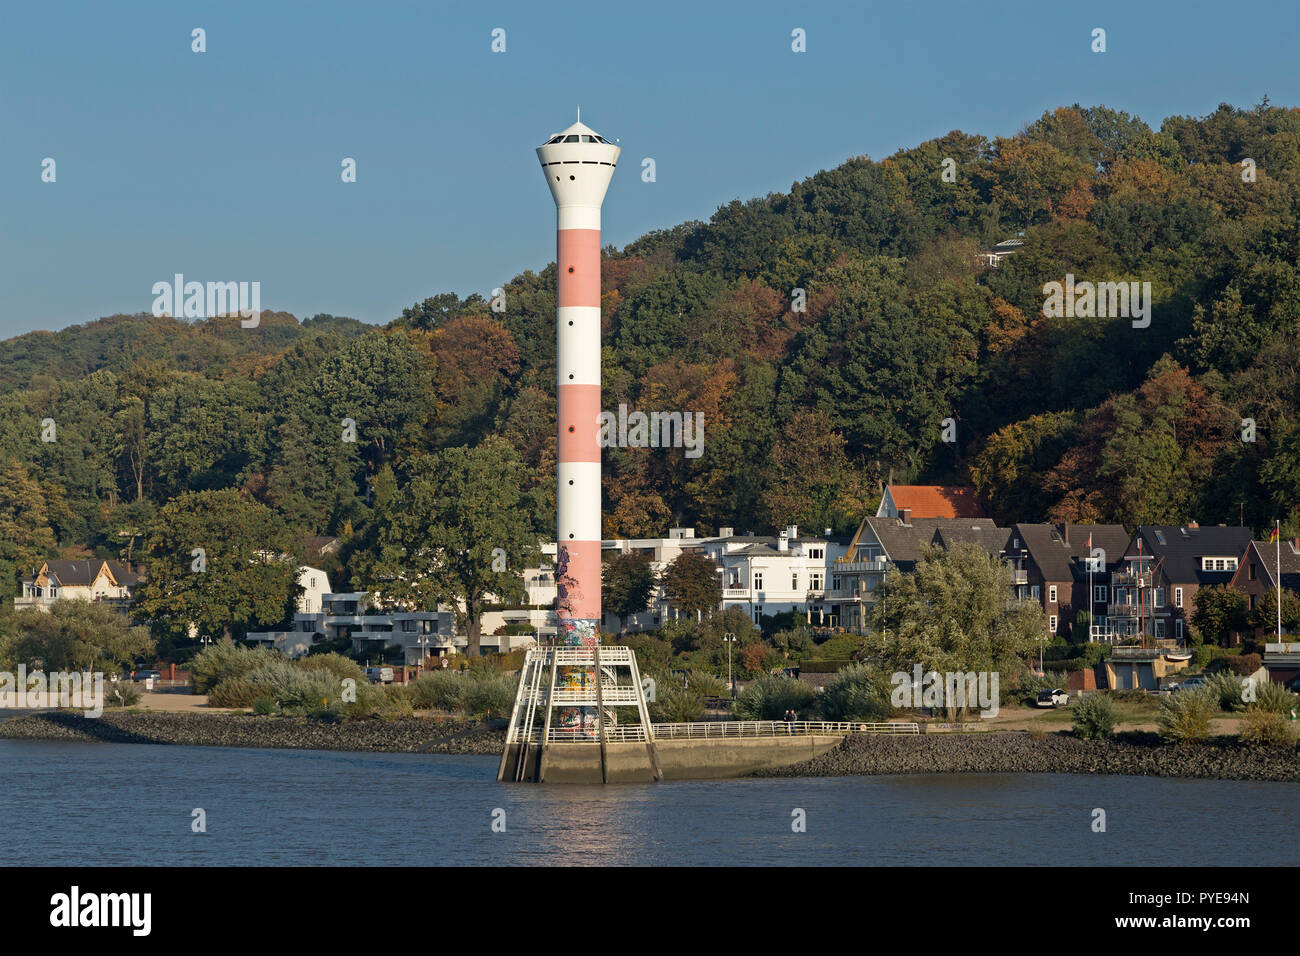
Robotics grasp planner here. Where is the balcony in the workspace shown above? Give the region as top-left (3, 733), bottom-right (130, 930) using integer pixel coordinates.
top-left (1011, 569), bottom-right (1028, 584)
top-left (722, 588), bottom-right (749, 599)
top-left (835, 559), bottom-right (888, 573)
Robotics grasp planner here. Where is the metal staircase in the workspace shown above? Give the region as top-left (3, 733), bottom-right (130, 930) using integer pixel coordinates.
top-left (498, 644), bottom-right (660, 783)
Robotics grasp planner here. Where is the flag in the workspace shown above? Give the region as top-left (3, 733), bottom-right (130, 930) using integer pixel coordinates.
top-left (1270, 526), bottom-right (1280, 543)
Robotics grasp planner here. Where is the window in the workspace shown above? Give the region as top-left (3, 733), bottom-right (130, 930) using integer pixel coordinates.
top-left (1176, 619), bottom-right (1184, 639)
top-left (1094, 585), bottom-right (1107, 602)
top-left (808, 547), bottom-right (824, 559)
top-left (753, 571), bottom-right (763, 590)
top-left (1154, 620), bottom-right (1165, 638)
top-left (753, 606), bottom-right (762, 624)
top-left (1049, 585), bottom-right (1057, 603)
top-left (832, 576), bottom-right (841, 591)
top-left (1152, 588), bottom-right (1164, 608)
top-left (1249, 563), bottom-right (1256, 581)
top-left (1049, 615), bottom-right (1058, 633)
top-left (1174, 587), bottom-right (1183, 608)
top-left (792, 573), bottom-right (799, 590)
top-left (1031, 585), bottom-right (1040, 600)
top-left (810, 572), bottom-right (823, 590)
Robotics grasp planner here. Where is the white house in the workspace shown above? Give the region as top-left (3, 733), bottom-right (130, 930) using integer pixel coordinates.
top-left (16, 560), bottom-right (141, 612)
top-left (698, 526), bottom-right (849, 626)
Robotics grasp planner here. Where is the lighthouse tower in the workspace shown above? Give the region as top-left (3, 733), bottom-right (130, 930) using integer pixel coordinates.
top-left (537, 117), bottom-right (619, 671)
top-left (495, 120), bottom-right (658, 781)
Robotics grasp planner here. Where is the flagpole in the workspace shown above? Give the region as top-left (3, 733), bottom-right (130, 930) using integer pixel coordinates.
top-left (1088, 532), bottom-right (1094, 643)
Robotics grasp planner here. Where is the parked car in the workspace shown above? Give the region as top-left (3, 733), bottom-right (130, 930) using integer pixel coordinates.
top-left (132, 669), bottom-right (162, 683)
top-left (1036, 688), bottom-right (1069, 708)
top-left (364, 666), bottom-right (394, 684)
top-left (1171, 675), bottom-right (1207, 692)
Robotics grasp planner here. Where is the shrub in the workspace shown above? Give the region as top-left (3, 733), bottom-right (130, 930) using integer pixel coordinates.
top-left (252, 695), bottom-right (276, 715)
top-left (685, 670), bottom-right (729, 697)
top-left (105, 681), bottom-right (141, 708)
top-left (650, 684), bottom-right (706, 722)
top-left (734, 675), bottom-right (816, 721)
top-left (1071, 693), bottom-right (1117, 739)
top-left (366, 693), bottom-right (415, 723)
top-left (297, 652), bottom-right (366, 684)
top-left (1249, 679), bottom-right (1300, 715)
top-left (1157, 690), bottom-right (1216, 744)
top-left (207, 678), bottom-right (259, 708)
top-left (1227, 653), bottom-right (1263, 677)
top-left (615, 634), bottom-right (672, 671)
top-left (461, 672), bottom-right (516, 719)
top-left (410, 671), bottom-right (466, 711)
top-left (816, 663), bottom-right (892, 721)
top-left (1239, 706), bottom-right (1296, 747)
top-left (275, 671), bottom-right (347, 715)
top-left (1191, 644), bottom-right (1226, 671)
top-left (189, 642), bottom-right (283, 693)
top-left (1203, 671), bottom-right (1246, 712)
top-left (1014, 670), bottom-right (1069, 702)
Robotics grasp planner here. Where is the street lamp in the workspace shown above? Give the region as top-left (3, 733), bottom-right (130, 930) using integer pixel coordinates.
top-left (723, 632), bottom-right (737, 696)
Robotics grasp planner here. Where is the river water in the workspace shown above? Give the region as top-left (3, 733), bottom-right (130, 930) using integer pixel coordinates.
top-left (4, 739), bottom-right (1297, 866)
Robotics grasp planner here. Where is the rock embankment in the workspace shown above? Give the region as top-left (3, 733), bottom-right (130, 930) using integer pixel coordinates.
top-left (0, 711), bottom-right (505, 755)
top-left (755, 730), bottom-right (1300, 782)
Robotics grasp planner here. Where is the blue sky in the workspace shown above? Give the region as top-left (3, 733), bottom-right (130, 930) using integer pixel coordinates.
top-left (1, 0), bottom-right (1297, 337)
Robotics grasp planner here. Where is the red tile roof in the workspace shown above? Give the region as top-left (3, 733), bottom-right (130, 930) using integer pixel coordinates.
top-left (887, 485), bottom-right (987, 519)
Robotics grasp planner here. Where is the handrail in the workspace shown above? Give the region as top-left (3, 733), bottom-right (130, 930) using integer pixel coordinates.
top-left (514, 719), bottom-right (920, 743)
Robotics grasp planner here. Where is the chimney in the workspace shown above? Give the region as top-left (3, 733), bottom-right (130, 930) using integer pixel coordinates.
top-left (778, 531), bottom-right (789, 552)
top-left (1186, 521), bottom-right (1199, 530)
top-left (824, 527), bottom-right (832, 537)
top-left (899, 508), bottom-right (912, 525)
top-left (718, 527), bottom-right (734, 539)
top-left (786, 524), bottom-right (798, 541)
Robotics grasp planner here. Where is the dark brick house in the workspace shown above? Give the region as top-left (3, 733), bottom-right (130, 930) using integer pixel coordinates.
top-left (1109, 524), bottom-right (1254, 645)
top-left (1005, 523), bottom-right (1128, 640)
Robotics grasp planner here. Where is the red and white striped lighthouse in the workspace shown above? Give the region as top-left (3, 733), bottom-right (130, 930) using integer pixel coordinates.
top-left (537, 116), bottom-right (619, 688)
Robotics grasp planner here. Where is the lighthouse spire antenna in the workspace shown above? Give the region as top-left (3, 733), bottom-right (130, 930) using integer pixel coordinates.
top-left (577, 105), bottom-right (580, 122)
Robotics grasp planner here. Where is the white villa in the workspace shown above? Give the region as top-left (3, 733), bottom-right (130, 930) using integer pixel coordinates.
top-left (16, 560), bottom-right (141, 612)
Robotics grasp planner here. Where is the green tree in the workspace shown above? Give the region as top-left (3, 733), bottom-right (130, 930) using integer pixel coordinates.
top-left (1189, 585), bottom-right (1249, 646)
top-left (603, 552), bottom-right (657, 634)
top-left (659, 552), bottom-right (722, 620)
top-left (0, 459), bottom-right (58, 594)
top-left (869, 543), bottom-right (1044, 677)
top-left (7, 600), bottom-right (154, 674)
top-left (358, 438), bottom-right (540, 656)
top-left (1247, 587), bottom-right (1300, 635)
top-left (133, 489), bottom-right (300, 642)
